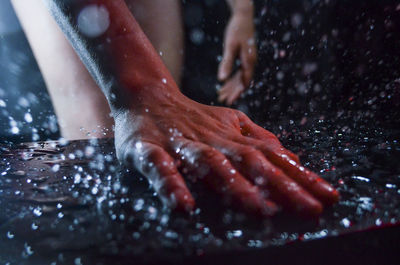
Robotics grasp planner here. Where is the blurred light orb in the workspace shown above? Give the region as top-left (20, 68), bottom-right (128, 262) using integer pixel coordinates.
top-left (190, 28), bottom-right (204, 45)
top-left (77, 5), bottom-right (110, 38)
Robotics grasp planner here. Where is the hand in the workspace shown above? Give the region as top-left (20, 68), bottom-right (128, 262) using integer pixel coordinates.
top-left (114, 87), bottom-right (339, 218)
top-left (26, 0), bottom-right (337, 218)
top-left (218, 11), bottom-right (257, 105)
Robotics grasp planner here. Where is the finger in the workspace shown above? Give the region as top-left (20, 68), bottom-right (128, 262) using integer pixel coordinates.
top-left (240, 43), bottom-right (256, 87)
top-left (127, 141), bottom-right (195, 212)
top-left (226, 87), bottom-right (243, 106)
top-left (236, 136), bottom-right (339, 206)
top-left (236, 111), bottom-right (300, 163)
top-left (226, 72), bottom-right (245, 106)
top-left (209, 139), bottom-right (323, 217)
top-left (217, 81), bottom-right (233, 103)
top-left (218, 41), bottom-right (238, 81)
top-left (218, 71), bottom-right (244, 105)
top-left (174, 140), bottom-right (277, 217)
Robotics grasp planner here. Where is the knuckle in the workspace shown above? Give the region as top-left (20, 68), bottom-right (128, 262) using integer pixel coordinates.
top-left (239, 148), bottom-right (269, 174)
top-left (133, 144), bottom-right (169, 172)
top-left (241, 147), bottom-right (263, 160)
top-left (223, 107), bottom-right (237, 117)
top-left (144, 145), bottom-right (162, 159)
top-left (242, 147), bottom-right (267, 168)
top-left (157, 159), bottom-right (177, 176)
top-left (199, 146), bottom-right (224, 162)
top-left (235, 110), bottom-right (246, 119)
top-left (236, 111), bottom-right (252, 125)
top-left (221, 109), bottom-right (240, 126)
top-left (135, 144), bottom-right (159, 163)
top-left (230, 146), bottom-right (256, 164)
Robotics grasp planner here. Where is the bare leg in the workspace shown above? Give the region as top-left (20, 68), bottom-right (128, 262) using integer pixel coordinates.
top-left (126, 0), bottom-right (184, 84)
top-left (11, 0), bottom-right (114, 140)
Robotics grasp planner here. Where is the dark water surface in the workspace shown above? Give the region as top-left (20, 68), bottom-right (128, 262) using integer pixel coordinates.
top-left (0, 115), bottom-right (399, 264)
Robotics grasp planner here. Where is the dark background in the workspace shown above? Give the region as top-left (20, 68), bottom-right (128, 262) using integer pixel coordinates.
top-left (0, 0), bottom-right (399, 139)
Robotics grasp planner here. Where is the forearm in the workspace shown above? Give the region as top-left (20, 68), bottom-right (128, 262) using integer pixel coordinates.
top-left (44, 0), bottom-right (177, 112)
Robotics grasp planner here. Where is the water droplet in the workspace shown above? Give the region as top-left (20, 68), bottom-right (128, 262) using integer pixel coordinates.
top-left (135, 142), bottom-right (143, 150)
top-left (276, 71), bottom-right (284, 80)
top-left (10, 126), bottom-right (19, 135)
top-left (24, 242), bottom-right (34, 256)
top-left (133, 199), bottom-right (144, 211)
top-left (7, 231), bottom-right (14, 239)
top-left (59, 138), bottom-right (69, 146)
top-left (165, 230), bottom-right (178, 239)
top-left (190, 28), bottom-right (204, 45)
top-left (341, 218), bottom-right (351, 228)
top-left (74, 173), bottom-right (81, 184)
top-left (77, 5), bottom-right (110, 38)
top-left (85, 146), bottom-right (95, 157)
top-left (91, 187), bottom-right (98, 195)
top-left (255, 176), bottom-right (265, 185)
top-left (351, 176), bottom-right (370, 182)
top-left (74, 257), bottom-right (83, 265)
top-left (226, 230), bottom-right (243, 239)
top-left (24, 113), bottom-right (33, 123)
top-left (291, 13), bottom-right (303, 28)
top-left (33, 207), bottom-right (42, 217)
top-left (132, 232), bottom-right (140, 239)
top-left (51, 164), bottom-right (60, 172)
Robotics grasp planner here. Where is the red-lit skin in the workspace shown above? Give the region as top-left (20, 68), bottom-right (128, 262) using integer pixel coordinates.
top-left (84, 1), bottom-right (339, 218)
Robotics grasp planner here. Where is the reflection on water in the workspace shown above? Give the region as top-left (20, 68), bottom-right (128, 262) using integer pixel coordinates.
top-left (0, 115), bottom-right (399, 264)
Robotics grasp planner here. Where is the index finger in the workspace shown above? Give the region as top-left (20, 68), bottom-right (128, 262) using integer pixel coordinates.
top-left (126, 142), bottom-right (195, 212)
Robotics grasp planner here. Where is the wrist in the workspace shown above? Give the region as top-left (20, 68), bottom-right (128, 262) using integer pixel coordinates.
top-left (231, 0), bottom-right (253, 16)
top-left (111, 81), bottom-right (182, 115)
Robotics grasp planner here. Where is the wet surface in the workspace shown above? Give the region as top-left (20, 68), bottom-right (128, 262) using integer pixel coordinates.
top-left (0, 116), bottom-right (399, 264)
